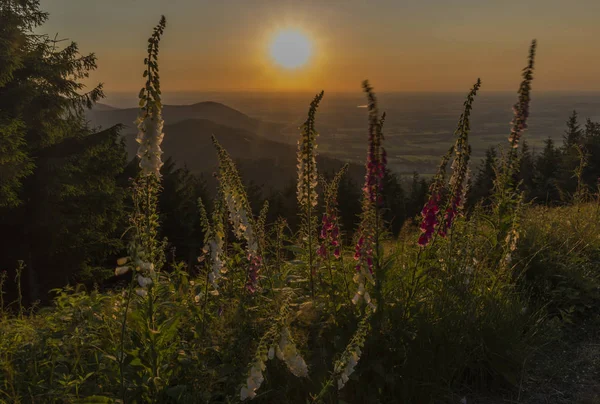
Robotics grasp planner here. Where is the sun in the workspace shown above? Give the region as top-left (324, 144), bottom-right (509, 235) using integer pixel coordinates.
top-left (270, 29), bottom-right (312, 69)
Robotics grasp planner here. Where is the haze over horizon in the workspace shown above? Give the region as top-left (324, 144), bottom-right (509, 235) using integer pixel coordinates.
top-left (40, 0), bottom-right (600, 94)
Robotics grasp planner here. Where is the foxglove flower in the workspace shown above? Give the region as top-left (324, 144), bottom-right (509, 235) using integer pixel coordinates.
top-left (135, 17), bottom-right (166, 178)
top-left (135, 288), bottom-right (148, 298)
top-left (352, 81), bottom-right (386, 306)
top-left (137, 274), bottom-right (153, 288)
top-left (508, 40), bottom-right (536, 154)
top-left (246, 253), bottom-right (262, 293)
top-left (334, 310), bottom-right (371, 391)
top-left (115, 266), bottom-right (130, 276)
top-left (276, 326), bottom-right (309, 377)
top-left (199, 196), bottom-right (227, 292)
top-left (205, 239), bottom-right (226, 289)
top-left (240, 358), bottom-right (266, 401)
top-left (115, 17), bottom-right (167, 297)
top-left (418, 193), bottom-right (440, 246)
top-left (296, 92), bottom-right (325, 296)
top-left (420, 79), bottom-right (481, 243)
top-left (136, 114), bottom-right (164, 178)
top-left (297, 91), bottom-right (324, 210)
top-left (213, 137), bottom-right (262, 293)
top-left (317, 213), bottom-right (342, 259)
top-left (318, 165), bottom-right (347, 262)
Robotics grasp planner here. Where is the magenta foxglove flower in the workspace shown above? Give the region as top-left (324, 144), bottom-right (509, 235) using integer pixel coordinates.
top-left (418, 193), bottom-right (440, 247)
top-left (246, 253), bottom-right (262, 293)
top-left (318, 212), bottom-right (341, 260)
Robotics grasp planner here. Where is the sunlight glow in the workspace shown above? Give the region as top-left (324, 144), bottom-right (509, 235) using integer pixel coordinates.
top-left (270, 29), bottom-right (312, 69)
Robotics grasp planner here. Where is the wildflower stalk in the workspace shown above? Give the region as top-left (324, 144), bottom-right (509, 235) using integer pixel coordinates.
top-left (506, 40), bottom-right (537, 169)
top-left (297, 91), bottom-right (324, 298)
top-left (137, 17), bottom-right (166, 397)
top-left (352, 81), bottom-right (385, 309)
top-left (198, 191), bottom-right (227, 294)
top-left (256, 201), bottom-right (272, 291)
top-left (418, 78), bottom-right (481, 246)
top-left (313, 308), bottom-right (373, 401)
top-left (212, 136), bottom-right (260, 293)
top-left (418, 147), bottom-right (451, 248)
top-left (201, 261), bottom-right (210, 335)
top-left (493, 40), bottom-right (537, 245)
top-left (119, 274), bottom-right (136, 402)
top-left (240, 290), bottom-right (308, 400)
top-left (256, 201), bottom-right (269, 256)
top-left (439, 78), bottom-right (481, 237)
top-left (115, 16), bottom-right (166, 401)
top-left (318, 164), bottom-right (348, 303)
top-left (196, 194), bottom-right (215, 331)
top-left (275, 218), bottom-right (287, 275)
top-left (408, 79), bottom-right (481, 324)
top-left (333, 308), bottom-right (371, 390)
top-left (496, 39), bottom-right (537, 195)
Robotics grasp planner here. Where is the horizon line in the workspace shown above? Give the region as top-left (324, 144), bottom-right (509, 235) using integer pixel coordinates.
top-left (102, 89), bottom-right (600, 95)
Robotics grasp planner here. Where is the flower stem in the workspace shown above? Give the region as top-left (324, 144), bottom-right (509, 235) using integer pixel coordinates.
top-left (119, 274), bottom-right (136, 402)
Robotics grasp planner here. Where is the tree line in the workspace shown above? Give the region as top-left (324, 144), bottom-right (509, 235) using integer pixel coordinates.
top-left (469, 110), bottom-right (600, 207)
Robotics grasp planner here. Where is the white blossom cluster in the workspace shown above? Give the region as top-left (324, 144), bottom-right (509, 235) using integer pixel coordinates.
top-left (239, 325), bottom-right (309, 401)
top-left (114, 253), bottom-right (155, 297)
top-left (203, 236), bottom-right (226, 292)
top-left (224, 191), bottom-right (258, 256)
top-left (296, 138), bottom-right (318, 209)
top-left (335, 346), bottom-right (361, 390)
top-left (240, 358), bottom-right (266, 401)
top-left (135, 112), bottom-right (164, 178)
top-left (351, 273), bottom-right (375, 312)
top-left (273, 326), bottom-right (309, 378)
top-left (333, 311), bottom-right (371, 392)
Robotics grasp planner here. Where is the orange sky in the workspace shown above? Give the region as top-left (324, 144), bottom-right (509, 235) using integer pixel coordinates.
top-left (40, 0), bottom-right (600, 93)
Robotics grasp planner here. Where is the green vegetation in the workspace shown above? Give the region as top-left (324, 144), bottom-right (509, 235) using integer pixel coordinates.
top-left (1, 2), bottom-right (600, 404)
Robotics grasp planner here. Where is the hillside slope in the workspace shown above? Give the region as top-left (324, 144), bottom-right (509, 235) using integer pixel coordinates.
top-left (123, 118), bottom-right (365, 189)
top-left (88, 101), bottom-right (284, 142)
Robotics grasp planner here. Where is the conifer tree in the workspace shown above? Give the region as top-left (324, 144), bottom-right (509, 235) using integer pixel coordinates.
top-left (0, 0), bottom-right (127, 302)
top-left (534, 138), bottom-right (561, 204)
top-left (559, 111), bottom-right (585, 197)
top-left (468, 146), bottom-right (497, 207)
top-left (563, 110), bottom-right (583, 148)
top-left (518, 141), bottom-right (535, 199)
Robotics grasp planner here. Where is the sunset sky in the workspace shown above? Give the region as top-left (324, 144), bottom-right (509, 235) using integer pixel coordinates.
top-left (40, 0), bottom-right (600, 94)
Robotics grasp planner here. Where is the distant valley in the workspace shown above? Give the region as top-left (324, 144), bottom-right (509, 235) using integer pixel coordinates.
top-left (86, 102), bottom-right (366, 189)
top-left (97, 91), bottom-right (600, 177)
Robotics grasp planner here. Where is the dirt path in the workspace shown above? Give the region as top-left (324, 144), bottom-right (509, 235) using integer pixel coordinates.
top-left (469, 314), bottom-right (600, 404)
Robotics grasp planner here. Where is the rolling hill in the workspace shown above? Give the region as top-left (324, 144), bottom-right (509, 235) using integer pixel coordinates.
top-left (122, 118), bottom-right (365, 190)
top-left (88, 101), bottom-right (285, 142)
